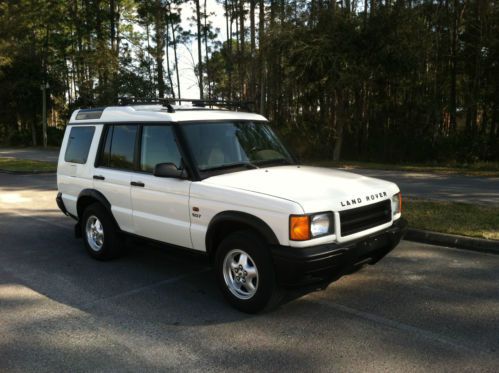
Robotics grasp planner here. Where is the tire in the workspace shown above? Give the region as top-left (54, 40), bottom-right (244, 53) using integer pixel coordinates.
top-left (81, 202), bottom-right (123, 260)
top-left (215, 230), bottom-right (280, 313)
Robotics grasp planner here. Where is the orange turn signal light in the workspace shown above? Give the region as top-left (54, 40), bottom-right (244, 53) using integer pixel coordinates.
top-left (290, 215), bottom-right (310, 241)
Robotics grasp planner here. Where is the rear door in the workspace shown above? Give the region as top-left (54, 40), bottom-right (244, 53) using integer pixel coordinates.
top-left (93, 124), bottom-right (138, 233)
top-left (130, 124), bottom-right (192, 248)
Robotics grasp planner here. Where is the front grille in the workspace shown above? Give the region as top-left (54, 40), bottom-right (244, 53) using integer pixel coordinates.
top-left (339, 200), bottom-right (391, 237)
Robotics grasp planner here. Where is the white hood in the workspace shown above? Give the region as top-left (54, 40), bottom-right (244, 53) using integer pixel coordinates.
top-left (203, 166), bottom-right (400, 213)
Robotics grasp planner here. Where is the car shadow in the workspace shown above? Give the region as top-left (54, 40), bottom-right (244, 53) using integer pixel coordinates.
top-left (0, 207), bottom-right (371, 323)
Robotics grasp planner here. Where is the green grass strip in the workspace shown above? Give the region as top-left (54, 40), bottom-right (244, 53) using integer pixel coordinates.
top-left (0, 157), bottom-right (56, 173)
top-left (404, 198), bottom-right (499, 240)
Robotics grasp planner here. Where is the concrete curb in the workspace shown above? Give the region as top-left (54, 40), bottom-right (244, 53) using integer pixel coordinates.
top-left (405, 228), bottom-right (499, 254)
top-left (0, 169), bottom-right (56, 175)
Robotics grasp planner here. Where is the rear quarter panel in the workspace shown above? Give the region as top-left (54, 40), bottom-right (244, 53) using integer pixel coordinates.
top-left (57, 124), bottom-right (102, 216)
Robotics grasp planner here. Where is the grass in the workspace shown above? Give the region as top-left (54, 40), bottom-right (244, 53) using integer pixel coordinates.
top-left (311, 160), bottom-right (499, 177)
top-left (404, 198), bottom-right (499, 240)
top-left (0, 157), bottom-right (56, 173)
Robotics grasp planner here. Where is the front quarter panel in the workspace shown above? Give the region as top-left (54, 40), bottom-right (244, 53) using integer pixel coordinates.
top-left (189, 182), bottom-right (304, 251)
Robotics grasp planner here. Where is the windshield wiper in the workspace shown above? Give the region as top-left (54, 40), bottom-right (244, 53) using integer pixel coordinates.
top-left (254, 158), bottom-right (293, 166)
top-left (201, 162), bottom-right (259, 172)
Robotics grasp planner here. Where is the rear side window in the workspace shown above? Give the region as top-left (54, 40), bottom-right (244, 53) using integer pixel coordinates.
top-left (64, 126), bottom-right (95, 164)
top-left (98, 125), bottom-right (138, 170)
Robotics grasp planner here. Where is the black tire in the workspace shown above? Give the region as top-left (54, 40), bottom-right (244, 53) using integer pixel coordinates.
top-left (81, 202), bottom-right (123, 260)
top-left (215, 230), bottom-right (280, 313)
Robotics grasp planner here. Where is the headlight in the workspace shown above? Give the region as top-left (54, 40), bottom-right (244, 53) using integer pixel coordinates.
top-left (392, 192), bottom-right (402, 216)
top-left (290, 212), bottom-right (334, 241)
top-left (311, 213), bottom-right (332, 236)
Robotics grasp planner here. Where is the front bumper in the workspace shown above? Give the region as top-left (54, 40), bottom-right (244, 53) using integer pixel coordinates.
top-left (271, 218), bottom-right (408, 286)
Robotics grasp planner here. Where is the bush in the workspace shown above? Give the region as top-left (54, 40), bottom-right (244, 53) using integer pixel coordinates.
top-left (0, 126), bottom-right (64, 147)
top-left (47, 127), bottom-right (64, 147)
top-left (8, 129), bottom-right (34, 146)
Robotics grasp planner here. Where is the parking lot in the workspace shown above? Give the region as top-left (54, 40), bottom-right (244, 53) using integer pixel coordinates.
top-left (1, 173), bottom-right (499, 372)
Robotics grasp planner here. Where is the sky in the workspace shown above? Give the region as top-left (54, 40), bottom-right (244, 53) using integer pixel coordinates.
top-left (129, 0), bottom-right (262, 100)
top-left (173, 0), bottom-right (227, 99)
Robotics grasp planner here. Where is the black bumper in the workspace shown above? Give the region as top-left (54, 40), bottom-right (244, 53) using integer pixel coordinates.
top-left (56, 192), bottom-right (78, 220)
top-left (271, 218), bottom-right (408, 286)
top-left (56, 192), bottom-right (81, 237)
top-left (56, 192), bottom-right (68, 215)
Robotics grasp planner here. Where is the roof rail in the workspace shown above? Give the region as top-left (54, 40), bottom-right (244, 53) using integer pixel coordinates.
top-left (114, 97), bottom-right (253, 113)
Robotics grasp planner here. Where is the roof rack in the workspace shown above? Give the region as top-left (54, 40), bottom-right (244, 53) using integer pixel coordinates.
top-left (116, 97), bottom-right (253, 113)
top-left (165, 98), bottom-right (253, 112)
top-left (116, 97), bottom-right (174, 111)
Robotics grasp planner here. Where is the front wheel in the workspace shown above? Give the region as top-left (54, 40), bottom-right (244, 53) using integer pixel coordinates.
top-left (215, 230), bottom-right (279, 313)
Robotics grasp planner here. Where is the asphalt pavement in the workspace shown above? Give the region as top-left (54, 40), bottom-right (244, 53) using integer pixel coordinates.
top-left (350, 168), bottom-right (499, 205)
top-left (1, 173), bottom-right (499, 372)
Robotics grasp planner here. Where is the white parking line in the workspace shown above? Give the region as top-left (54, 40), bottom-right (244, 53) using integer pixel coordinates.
top-left (312, 298), bottom-right (486, 355)
top-left (80, 268), bottom-right (211, 309)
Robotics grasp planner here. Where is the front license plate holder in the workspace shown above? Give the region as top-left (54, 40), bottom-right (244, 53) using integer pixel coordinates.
top-left (357, 234), bottom-right (388, 257)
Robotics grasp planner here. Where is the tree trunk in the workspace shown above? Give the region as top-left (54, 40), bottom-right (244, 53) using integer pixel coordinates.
top-left (364, 0), bottom-right (368, 25)
top-left (449, 0), bottom-right (459, 132)
top-left (370, 0), bottom-right (377, 15)
top-left (145, 24), bottom-right (154, 90)
top-left (239, 0), bottom-right (245, 98)
top-left (249, 0), bottom-right (256, 103)
top-left (165, 16), bottom-right (174, 98)
top-left (171, 21), bottom-right (181, 99)
top-left (195, 0), bottom-right (204, 99)
top-left (154, 0), bottom-right (165, 98)
top-left (333, 91), bottom-right (344, 161)
top-left (225, 0), bottom-right (232, 100)
top-left (30, 119), bottom-right (37, 147)
top-left (204, 0), bottom-right (211, 100)
top-left (258, 0), bottom-right (265, 114)
top-left (110, 0), bottom-right (116, 52)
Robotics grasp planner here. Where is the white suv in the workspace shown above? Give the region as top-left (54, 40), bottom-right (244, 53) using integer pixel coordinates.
top-left (56, 101), bottom-right (407, 313)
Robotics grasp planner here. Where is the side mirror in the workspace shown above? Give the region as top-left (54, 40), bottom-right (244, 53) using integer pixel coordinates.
top-left (153, 163), bottom-right (185, 179)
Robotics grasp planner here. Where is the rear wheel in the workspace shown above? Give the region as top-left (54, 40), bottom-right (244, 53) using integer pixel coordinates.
top-left (215, 230), bottom-right (280, 313)
top-left (81, 203), bottom-right (123, 260)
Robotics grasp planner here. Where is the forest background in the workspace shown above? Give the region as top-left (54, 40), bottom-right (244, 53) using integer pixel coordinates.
top-left (0, 0), bottom-right (498, 163)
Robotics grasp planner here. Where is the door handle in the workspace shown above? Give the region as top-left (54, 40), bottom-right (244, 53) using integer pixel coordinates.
top-left (131, 181), bottom-right (145, 187)
top-left (93, 175), bottom-right (105, 180)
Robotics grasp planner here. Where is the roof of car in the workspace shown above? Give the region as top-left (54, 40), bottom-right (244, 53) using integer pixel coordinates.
top-left (68, 105), bottom-right (268, 124)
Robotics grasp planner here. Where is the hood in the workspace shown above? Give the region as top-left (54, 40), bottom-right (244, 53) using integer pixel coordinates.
top-left (202, 165), bottom-right (400, 213)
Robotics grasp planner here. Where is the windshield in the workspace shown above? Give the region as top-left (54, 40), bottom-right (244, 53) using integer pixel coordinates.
top-left (180, 121), bottom-right (295, 174)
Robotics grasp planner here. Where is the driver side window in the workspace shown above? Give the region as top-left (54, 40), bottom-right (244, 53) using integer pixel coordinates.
top-left (140, 125), bottom-right (181, 173)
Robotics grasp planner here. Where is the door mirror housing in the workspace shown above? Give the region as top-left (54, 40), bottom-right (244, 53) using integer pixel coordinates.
top-left (154, 163), bottom-right (186, 179)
